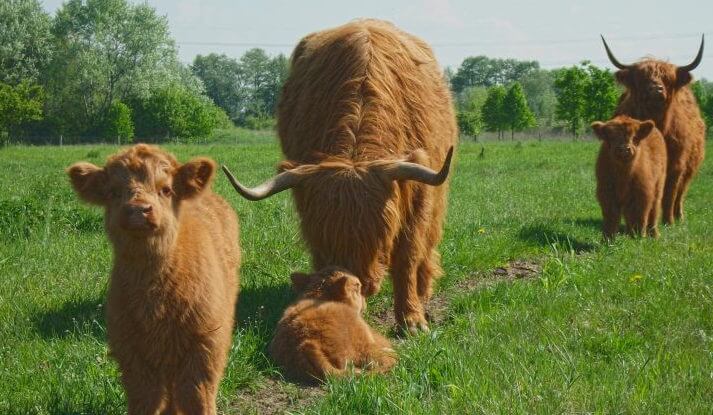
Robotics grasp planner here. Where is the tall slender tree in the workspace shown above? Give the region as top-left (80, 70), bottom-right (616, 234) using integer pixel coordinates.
top-left (583, 63), bottom-right (619, 123)
top-left (554, 64), bottom-right (588, 138)
top-left (481, 85), bottom-right (507, 139)
top-left (502, 82), bottom-right (536, 140)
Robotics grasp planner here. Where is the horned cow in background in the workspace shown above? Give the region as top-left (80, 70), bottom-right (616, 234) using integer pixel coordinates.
top-left (601, 35), bottom-right (706, 224)
top-left (223, 19), bottom-right (458, 333)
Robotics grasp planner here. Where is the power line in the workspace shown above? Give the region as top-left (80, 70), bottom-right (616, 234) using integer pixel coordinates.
top-left (178, 41), bottom-right (294, 47)
top-left (176, 31), bottom-right (710, 49)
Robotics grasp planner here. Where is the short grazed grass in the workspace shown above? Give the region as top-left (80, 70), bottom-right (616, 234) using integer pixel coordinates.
top-left (0, 136), bottom-right (711, 414)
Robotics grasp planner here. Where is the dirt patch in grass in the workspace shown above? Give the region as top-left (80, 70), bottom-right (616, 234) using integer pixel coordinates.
top-left (368, 259), bottom-right (542, 332)
top-left (230, 377), bottom-right (325, 414)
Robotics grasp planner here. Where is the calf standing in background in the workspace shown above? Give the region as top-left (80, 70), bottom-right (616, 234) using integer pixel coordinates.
top-left (67, 144), bottom-right (240, 415)
top-left (592, 116), bottom-right (667, 240)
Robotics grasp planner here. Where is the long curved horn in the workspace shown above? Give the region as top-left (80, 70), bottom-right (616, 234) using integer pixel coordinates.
top-left (678, 34), bottom-right (705, 72)
top-left (385, 146), bottom-right (454, 185)
top-left (600, 35), bottom-right (629, 70)
top-left (222, 165), bottom-right (304, 201)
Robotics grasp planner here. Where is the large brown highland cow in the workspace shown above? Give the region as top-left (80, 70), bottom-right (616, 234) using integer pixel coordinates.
top-left (68, 145), bottom-right (240, 415)
top-left (601, 35), bottom-right (706, 224)
top-left (223, 20), bottom-right (457, 333)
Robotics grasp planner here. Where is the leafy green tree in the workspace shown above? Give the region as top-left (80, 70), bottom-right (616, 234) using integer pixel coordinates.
top-left (237, 49), bottom-right (289, 121)
top-left (261, 53), bottom-right (289, 115)
top-left (104, 101), bottom-right (134, 143)
top-left (583, 63), bottom-right (619, 123)
top-left (520, 69), bottom-right (557, 128)
top-left (456, 86), bottom-right (487, 141)
top-left (0, 0), bottom-right (53, 84)
top-left (451, 56), bottom-right (539, 93)
top-left (457, 110), bottom-right (483, 141)
top-left (456, 86), bottom-right (488, 112)
top-left (502, 82), bottom-right (536, 140)
top-left (47, 0), bottom-right (180, 136)
top-left (554, 64), bottom-right (588, 138)
top-left (191, 53), bottom-right (243, 119)
top-left (193, 49), bottom-right (288, 128)
top-left (0, 81), bottom-right (44, 143)
top-left (481, 85), bottom-right (507, 139)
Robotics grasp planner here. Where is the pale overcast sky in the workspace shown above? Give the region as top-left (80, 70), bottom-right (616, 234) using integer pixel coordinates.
top-left (41, 0), bottom-right (713, 80)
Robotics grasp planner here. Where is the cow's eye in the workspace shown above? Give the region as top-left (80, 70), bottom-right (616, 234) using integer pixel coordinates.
top-left (160, 186), bottom-right (173, 197)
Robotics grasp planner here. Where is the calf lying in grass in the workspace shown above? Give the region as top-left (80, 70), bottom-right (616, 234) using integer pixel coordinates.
top-left (270, 267), bottom-right (396, 383)
top-left (592, 115), bottom-right (667, 240)
top-left (67, 144), bottom-right (240, 415)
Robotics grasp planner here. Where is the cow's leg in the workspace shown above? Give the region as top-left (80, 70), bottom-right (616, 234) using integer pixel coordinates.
top-left (119, 358), bottom-right (168, 415)
top-left (391, 233), bottom-right (428, 333)
top-left (638, 201), bottom-right (651, 238)
top-left (300, 340), bottom-right (347, 381)
top-left (663, 165), bottom-right (683, 225)
top-left (674, 168), bottom-right (694, 222)
top-left (624, 205), bottom-right (637, 237)
top-left (600, 199), bottom-right (621, 242)
top-left (648, 199), bottom-right (660, 238)
top-left (417, 251), bottom-right (441, 306)
top-left (173, 346), bottom-right (225, 415)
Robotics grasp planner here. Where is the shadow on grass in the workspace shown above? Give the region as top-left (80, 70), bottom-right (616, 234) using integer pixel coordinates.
top-left (572, 217), bottom-right (603, 231)
top-left (33, 298), bottom-right (106, 340)
top-left (237, 281), bottom-right (293, 331)
top-left (518, 223), bottom-right (598, 253)
top-left (31, 280), bottom-right (292, 342)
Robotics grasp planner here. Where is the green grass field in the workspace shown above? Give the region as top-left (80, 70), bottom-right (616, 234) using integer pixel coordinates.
top-left (1, 136), bottom-right (712, 414)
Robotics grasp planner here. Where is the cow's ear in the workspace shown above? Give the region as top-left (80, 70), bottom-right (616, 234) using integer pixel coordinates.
top-left (591, 121), bottom-right (607, 140)
top-left (174, 157), bottom-right (215, 199)
top-left (636, 120), bottom-right (656, 141)
top-left (332, 276), bottom-right (361, 299)
top-left (67, 162), bottom-right (108, 205)
top-left (675, 69), bottom-right (693, 88)
top-left (290, 272), bottom-right (311, 293)
top-left (615, 69), bottom-right (631, 86)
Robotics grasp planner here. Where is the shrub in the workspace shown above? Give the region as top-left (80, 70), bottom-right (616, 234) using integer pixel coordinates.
top-left (104, 101), bottom-right (134, 143)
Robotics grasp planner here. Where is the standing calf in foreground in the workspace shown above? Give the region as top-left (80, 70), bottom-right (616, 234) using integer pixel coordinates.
top-left (601, 35), bottom-right (705, 224)
top-left (270, 267), bottom-right (396, 383)
top-left (67, 144), bottom-right (240, 415)
top-left (592, 116), bottom-right (667, 240)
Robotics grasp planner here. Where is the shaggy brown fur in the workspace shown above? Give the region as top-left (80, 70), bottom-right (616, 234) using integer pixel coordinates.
top-left (270, 267), bottom-right (396, 383)
top-left (276, 19), bottom-right (458, 332)
top-left (67, 144), bottom-right (240, 415)
top-left (613, 59), bottom-right (705, 224)
top-left (592, 116), bottom-right (667, 240)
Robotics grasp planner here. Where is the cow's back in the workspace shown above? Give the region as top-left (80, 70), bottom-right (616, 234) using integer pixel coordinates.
top-left (277, 19), bottom-right (456, 167)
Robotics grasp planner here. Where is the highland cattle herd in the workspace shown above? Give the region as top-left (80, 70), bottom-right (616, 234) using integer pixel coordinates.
top-left (65, 19), bottom-right (706, 414)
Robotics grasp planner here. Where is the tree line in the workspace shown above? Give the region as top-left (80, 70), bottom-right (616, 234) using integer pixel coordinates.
top-left (1, 0), bottom-right (711, 144)
top-left (0, 0), bottom-right (279, 144)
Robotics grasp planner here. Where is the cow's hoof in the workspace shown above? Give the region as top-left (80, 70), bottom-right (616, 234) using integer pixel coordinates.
top-left (399, 313), bottom-right (430, 335)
